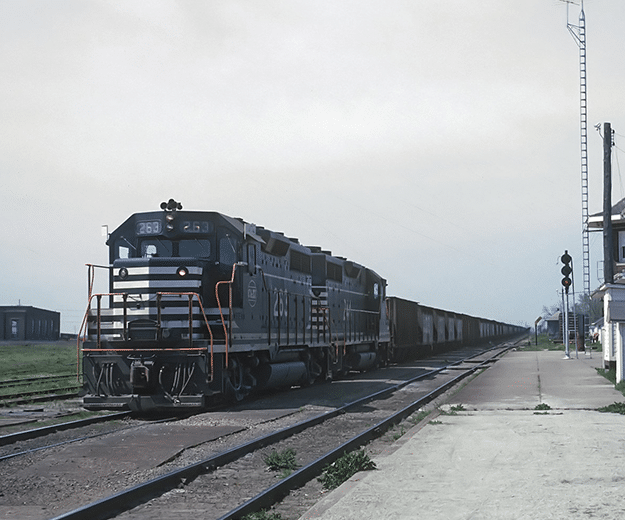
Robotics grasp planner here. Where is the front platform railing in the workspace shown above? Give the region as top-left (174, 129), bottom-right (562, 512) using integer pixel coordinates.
top-left (78, 291), bottom-right (216, 382)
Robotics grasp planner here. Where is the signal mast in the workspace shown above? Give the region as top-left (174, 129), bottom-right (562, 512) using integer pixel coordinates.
top-left (564, 0), bottom-right (590, 335)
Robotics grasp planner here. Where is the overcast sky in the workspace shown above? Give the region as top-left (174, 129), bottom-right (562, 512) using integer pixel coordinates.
top-left (2, 0), bottom-right (624, 333)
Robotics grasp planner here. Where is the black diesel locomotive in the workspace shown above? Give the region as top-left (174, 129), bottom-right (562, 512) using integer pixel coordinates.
top-left (80, 200), bottom-right (525, 411)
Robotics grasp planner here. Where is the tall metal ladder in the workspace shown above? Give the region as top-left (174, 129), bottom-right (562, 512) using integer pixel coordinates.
top-left (567, 1), bottom-right (590, 336)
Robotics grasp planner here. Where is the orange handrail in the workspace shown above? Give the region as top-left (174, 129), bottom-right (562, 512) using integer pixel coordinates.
top-left (77, 290), bottom-right (216, 382)
top-left (215, 262), bottom-right (244, 367)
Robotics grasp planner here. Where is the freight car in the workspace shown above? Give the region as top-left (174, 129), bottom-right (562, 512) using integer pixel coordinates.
top-left (386, 297), bottom-right (524, 362)
top-left (79, 200), bottom-right (526, 412)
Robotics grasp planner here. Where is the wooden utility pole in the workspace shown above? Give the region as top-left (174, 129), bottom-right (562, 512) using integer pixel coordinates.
top-left (603, 122), bottom-right (614, 284)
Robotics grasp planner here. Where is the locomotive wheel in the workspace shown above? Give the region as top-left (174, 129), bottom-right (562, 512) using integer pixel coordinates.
top-left (226, 359), bottom-right (246, 402)
top-left (303, 357), bottom-right (322, 386)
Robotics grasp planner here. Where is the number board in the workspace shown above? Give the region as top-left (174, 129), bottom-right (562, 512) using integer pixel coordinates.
top-left (183, 221), bottom-right (213, 233)
top-left (136, 221), bottom-right (162, 235)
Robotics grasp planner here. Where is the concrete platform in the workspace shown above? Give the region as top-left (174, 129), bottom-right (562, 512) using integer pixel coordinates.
top-left (301, 350), bottom-right (625, 520)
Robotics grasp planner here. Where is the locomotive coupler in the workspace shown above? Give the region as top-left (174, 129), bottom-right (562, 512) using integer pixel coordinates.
top-left (129, 358), bottom-right (155, 390)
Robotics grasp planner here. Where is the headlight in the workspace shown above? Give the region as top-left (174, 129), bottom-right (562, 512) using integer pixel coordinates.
top-left (177, 266), bottom-right (189, 278)
top-left (119, 267), bottom-right (129, 279)
top-left (165, 212), bottom-right (175, 231)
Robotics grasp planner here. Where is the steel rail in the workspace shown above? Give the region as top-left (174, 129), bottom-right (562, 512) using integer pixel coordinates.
top-left (218, 350), bottom-right (506, 520)
top-left (0, 374), bottom-right (76, 389)
top-left (1, 385), bottom-right (79, 400)
top-left (0, 389), bottom-right (80, 408)
top-left (49, 345), bottom-right (511, 520)
top-left (0, 411), bottom-right (132, 448)
top-left (0, 412), bottom-right (195, 464)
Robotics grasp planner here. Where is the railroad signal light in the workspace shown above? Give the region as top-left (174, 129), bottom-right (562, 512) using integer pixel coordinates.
top-left (561, 250), bottom-right (572, 293)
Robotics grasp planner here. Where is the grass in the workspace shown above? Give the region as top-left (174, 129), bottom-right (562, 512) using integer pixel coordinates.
top-left (534, 403), bottom-right (552, 414)
top-left (598, 402), bottom-right (625, 414)
top-left (391, 425), bottom-right (406, 441)
top-left (0, 376), bottom-right (79, 398)
top-left (518, 334), bottom-right (565, 351)
top-left (596, 367), bottom-right (625, 395)
top-left (410, 410), bottom-right (431, 425)
top-left (594, 368), bottom-right (625, 413)
top-left (318, 449), bottom-right (376, 490)
top-left (597, 367), bottom-right (616, 384)
top-left (264, 448), bottom-right (299, 478)
top-left (519, 334), bottom-right (599, 353)
top-left (0, 342), bottom-right (80, 405)
top-left (0, 342), bottom-right (78, 379)
top-left (439, 404), bottom-right (466, 415)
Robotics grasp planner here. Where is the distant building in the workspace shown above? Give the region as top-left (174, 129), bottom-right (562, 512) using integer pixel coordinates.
top-left (0, 306), bottom-right (60, 341)
top-left (546, 312), bottom-right (561, 340)
top-left (588, 196), bottom-right (625, 373)
top-left (545, 311), bottom-right (585, 345)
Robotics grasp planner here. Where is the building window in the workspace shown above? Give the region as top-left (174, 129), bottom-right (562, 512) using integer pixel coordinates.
top-left (11, 319), bottom-right (18, 339)
top-left (619, 231), bottom-right (625, 263)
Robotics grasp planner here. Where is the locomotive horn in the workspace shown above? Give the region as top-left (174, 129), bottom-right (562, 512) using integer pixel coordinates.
top-left (160, 198), bottom-right (182, 211)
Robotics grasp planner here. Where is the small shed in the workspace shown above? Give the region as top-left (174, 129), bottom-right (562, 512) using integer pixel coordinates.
top-left (0, 306), bottom-right (60, 341)
top-left (546, 312), bottom-right (561, 339)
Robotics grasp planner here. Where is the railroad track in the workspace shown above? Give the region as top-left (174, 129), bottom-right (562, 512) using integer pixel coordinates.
top-left (0, 411), bottom-right (133, 460)
top-left (0, 373), bottom-right (76, 390)
top-left (48, 342), bottom-right (516, 520)
top-left (0, 373), bottom-right (80, 407)
top-left (0, 387), bottom-right (80, 407)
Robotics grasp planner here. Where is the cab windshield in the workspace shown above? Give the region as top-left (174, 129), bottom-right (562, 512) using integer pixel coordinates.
top-left (114, 238), bottom-right (211, 259)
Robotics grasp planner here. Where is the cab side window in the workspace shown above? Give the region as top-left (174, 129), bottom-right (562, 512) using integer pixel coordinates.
top-left (219, 236), bottom-right (239, 266)
top-left (247, 244), bottom-right (256, 273)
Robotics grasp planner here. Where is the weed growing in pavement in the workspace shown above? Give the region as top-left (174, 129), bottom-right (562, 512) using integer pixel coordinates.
top-left (242, 510), bottom-right (283, 520)
top-left (598, 402), bottom-right (625, 414)
top-left (392, 426), bottom-right (406, 441)
top-left (410, 410), bottom-right (431, 424)
top-left (264, 448), bottom-right (299, 478)
top-left (440, 404), bottom-right (465, 415)
top-left (318, 449), bottom-right (377, 490)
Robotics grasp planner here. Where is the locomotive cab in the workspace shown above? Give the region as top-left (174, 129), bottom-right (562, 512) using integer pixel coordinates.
top-left (81, 201), bottom-right (256, 410)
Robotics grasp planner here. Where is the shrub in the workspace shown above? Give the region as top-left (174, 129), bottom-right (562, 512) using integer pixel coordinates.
top-left (598, 402), bottom-right (625, 414)
top-left (318, 449), bottom-right (376, 490)
top-left (264, 448), bottom-right (298, 477)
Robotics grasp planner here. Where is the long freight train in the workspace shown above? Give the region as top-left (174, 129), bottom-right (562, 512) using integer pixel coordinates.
top-left (80, 200), bottom-right (526, 411)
